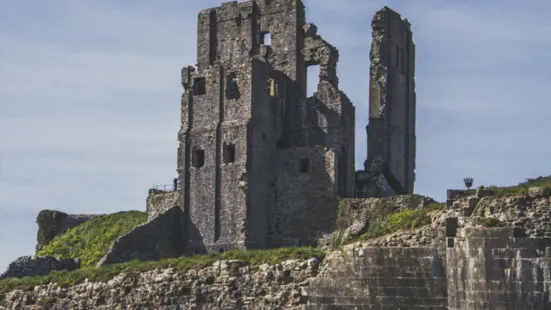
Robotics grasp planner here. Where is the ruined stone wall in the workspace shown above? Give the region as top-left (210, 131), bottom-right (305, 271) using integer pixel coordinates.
top-left (447, 228), bottom-right (551, 309)
top-left (366, 7), bottom-right (416, 194)
top-left (178, 0), bottom-right (355, 252)
top-left (35, 210), bottom-right (104, 252)
top-left (0, 256), bottom-right (80, 280)
top-left (270, 147), bottom-right (339, 247)
top-left (305, 247), bottom-right (448, 309)
top-left (145, 189), bottom-right (179, 218)
top-left (97, 206), bottom-right (183, 266)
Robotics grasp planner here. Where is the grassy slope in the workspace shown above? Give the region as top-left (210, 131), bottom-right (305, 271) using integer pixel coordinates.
top-left (0, 247), bottom-right (324, 295)
top-left (36, 211), bottom-right (148, 268)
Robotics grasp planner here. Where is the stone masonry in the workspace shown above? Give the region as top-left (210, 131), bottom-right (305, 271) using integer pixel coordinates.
top-left (177, 0), bottom-right (357, 254)
top-left (356, 7), bottom-right (417, 198)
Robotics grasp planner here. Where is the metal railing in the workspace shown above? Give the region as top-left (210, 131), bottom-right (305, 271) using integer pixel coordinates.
top-left (152, 184), bottom-right (179, 191)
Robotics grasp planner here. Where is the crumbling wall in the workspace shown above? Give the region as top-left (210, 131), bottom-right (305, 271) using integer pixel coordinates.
top-left (0, 256), bottom-right (80, 280)
top-left (364, 6), bottom-right (416, 195)
top-left (179, 0), bottom-right (355, 253)
top-left (36, 210), bottom-right (104, 252)
top-left (97, 206), bottom-right (183, 266)
top-left (146, 189), bottom-right (179, 218)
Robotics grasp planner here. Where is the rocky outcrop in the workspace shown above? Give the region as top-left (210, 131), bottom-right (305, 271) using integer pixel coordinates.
top-left (36, 210), bottom-right (104, 252)
top-left (0, 256), bottom-right (80, 280)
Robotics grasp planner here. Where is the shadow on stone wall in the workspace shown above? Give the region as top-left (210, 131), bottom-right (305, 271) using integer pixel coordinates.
top-left (97, 206), bottom-right (184, 266)
top-left (0, 256), bottom-right (80, 280)
top-left (36, 210), bottom-right (104, 252)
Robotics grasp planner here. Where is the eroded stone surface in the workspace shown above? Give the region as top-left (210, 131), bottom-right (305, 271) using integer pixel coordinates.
top-left (146, 189), bottom-right (180, 218)
top-left (177, 0), bottom-right (355, 254)
top-left (0, 256), bottom-right (80, 281)
top-left (36, 210), bottom-right (104, 252)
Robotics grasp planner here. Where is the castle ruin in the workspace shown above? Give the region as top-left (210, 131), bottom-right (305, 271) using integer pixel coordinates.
top-left (176, 0), bottom-right (416, 253)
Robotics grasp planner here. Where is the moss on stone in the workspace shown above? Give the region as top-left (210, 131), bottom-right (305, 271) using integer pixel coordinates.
top-left (36, 211), bottom-right (148, 268)
top-left (0, 247), bottom-right (324, 295)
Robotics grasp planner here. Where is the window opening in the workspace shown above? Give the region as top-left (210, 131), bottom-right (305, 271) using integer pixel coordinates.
top-left (299, 158), bottom-right (310, 173)
top-left (306, 65), bottom-right (320, 97)
top-left (223, 143), bottom-right (235, 164)
top-left (226, 72), bottom-right (240, 100)
top-left (261, 32), bottom-right (272, 46)
top-left (267, 77), bottom-right (277, 97)
top-left (192, 148), bottom-right (205, 168)
top-left (193, 77), bottom-right (206, 96)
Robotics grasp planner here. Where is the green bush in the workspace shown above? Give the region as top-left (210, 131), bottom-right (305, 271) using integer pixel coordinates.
top-left (36, 211), bottom-right (148, 268)
top-left (0, 247), bottom-right (324, 295)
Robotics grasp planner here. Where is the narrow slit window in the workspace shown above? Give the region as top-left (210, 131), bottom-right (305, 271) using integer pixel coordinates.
top-left (267, 77), bottom-right (277, 97)
top-left (223, 143), bottom-right (235, 164)
top-left (192, 148), bottom-right (205, 168)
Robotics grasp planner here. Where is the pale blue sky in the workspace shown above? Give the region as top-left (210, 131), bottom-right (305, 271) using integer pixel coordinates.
top-left (1, 0), bottom-right (550, 271)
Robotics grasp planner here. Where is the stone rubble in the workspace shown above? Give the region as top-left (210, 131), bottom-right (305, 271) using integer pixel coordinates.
top-left (1, 259), bottom-right (320, 310)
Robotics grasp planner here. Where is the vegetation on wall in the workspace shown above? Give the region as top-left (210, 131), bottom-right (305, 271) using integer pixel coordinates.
top-left (36, 211), bottom-right (148, 268)
top-left (356, 202), bottom-right (446, 241)
top-left (0, 247), bottom-right (324, 295)
top-left (481, 176), bottom-right (551, 197)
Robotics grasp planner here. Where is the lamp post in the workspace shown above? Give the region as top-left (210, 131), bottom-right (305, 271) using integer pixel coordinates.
top-left (463, 177), bottom-right (474, 191)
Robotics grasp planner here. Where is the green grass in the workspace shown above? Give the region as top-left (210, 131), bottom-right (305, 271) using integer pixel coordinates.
top-left (355, 202), bottom-right (446, 241)
top-left (480, 176), bottom-right (551, 197)
top-left (0, 247), bottom-right (324, 295)
top-left (36, 211), bottom-right (148, 268)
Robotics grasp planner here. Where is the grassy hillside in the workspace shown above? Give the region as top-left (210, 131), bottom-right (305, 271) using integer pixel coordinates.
top-left (36, 211), bottom-right (148, 268)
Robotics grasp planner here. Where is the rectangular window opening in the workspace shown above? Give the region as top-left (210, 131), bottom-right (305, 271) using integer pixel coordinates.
top-left (306, 64), bottom-right (320, 97)
top-left (192, 148), bottom-right (205, 168)
top-left (193, 77), bottom-right (206, 96)
top-left (261, 32), bottom-right (272, 46)
top-left (299, 158), bottom-right (310, 173)
top-left (225, 72), bottom-right (240, 100)
top-left (223, 143), bottom-right (236, 164)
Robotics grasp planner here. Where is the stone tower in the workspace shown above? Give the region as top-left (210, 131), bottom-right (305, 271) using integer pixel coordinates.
top-left (356, 7), bottom-right (416, 197)
top-left (177, 0), bottom-right (355, 253)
